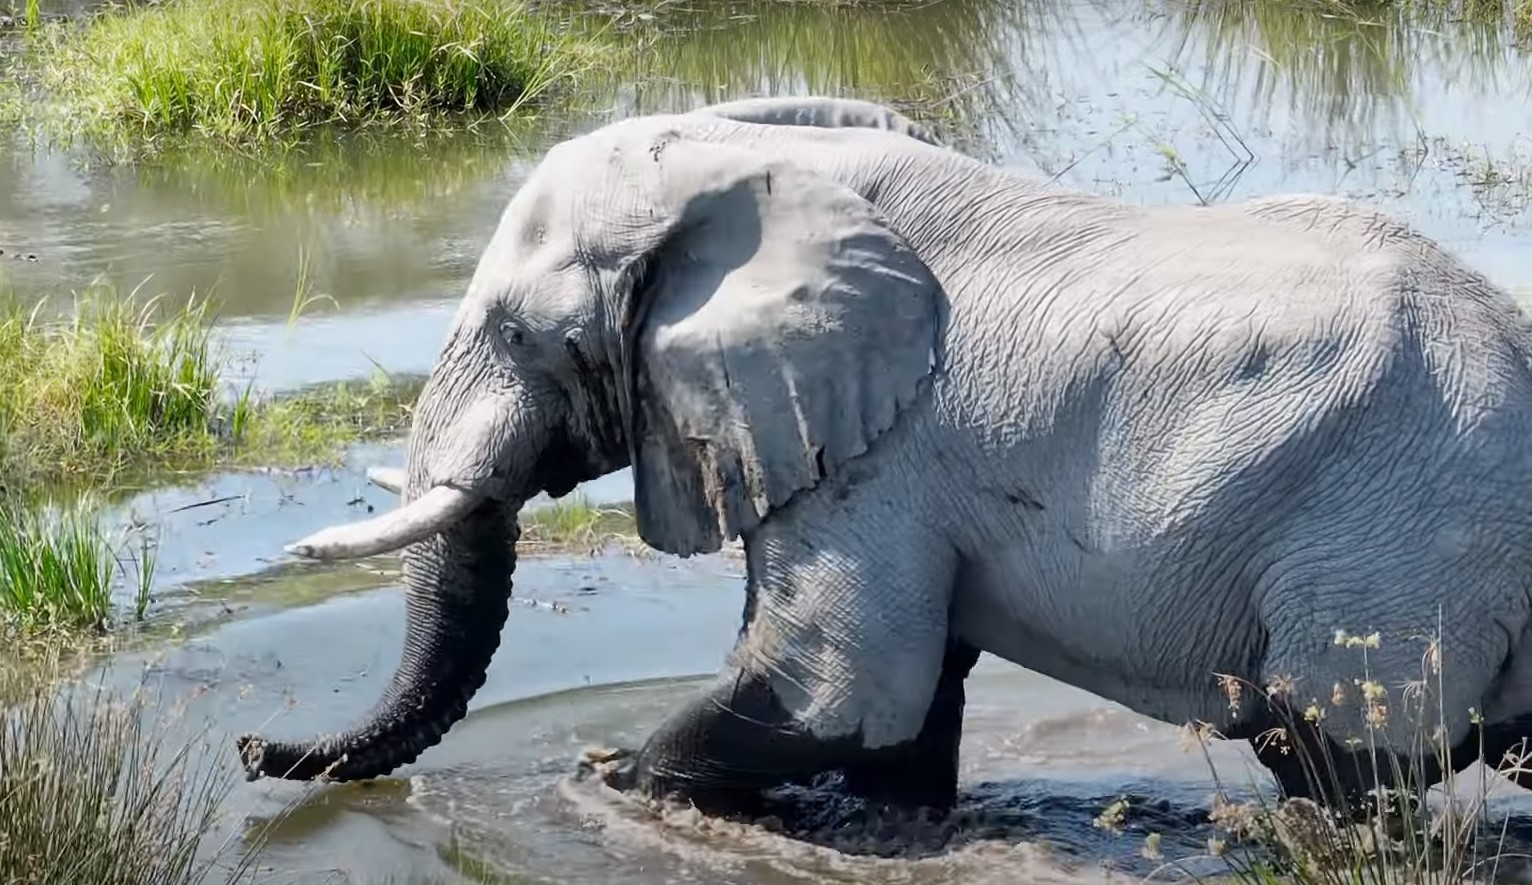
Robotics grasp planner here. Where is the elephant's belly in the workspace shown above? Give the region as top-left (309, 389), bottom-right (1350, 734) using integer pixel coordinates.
top-left (949, 554), bottom-right (1245, 731)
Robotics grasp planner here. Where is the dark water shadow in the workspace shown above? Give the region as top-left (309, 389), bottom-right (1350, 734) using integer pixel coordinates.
top-left (642, 770), bottom-right (1532, 883)
top-left (752, 774), bottom-right (1237, 873)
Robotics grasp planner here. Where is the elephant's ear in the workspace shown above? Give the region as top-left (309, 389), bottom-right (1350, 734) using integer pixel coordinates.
top-left (620, 136), bottom-right (945, 557)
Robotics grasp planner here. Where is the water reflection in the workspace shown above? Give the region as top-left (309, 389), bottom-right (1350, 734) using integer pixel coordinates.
top-left (0, 125), bottom-right (560, 320)
top-left (570, 0), bottom-right (1081, 157)
top-left (1160, 0), bottom-right (1530, 158)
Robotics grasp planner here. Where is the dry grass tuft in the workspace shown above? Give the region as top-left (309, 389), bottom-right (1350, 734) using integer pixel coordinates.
top-left (0, 650), bottom-right (256, 884)
top-left (1120, 624), bottom-right (1532, 883)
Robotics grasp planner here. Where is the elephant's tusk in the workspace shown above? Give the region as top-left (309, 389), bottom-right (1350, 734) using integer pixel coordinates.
top-left (366, 466), bottom-right (406, 496)
top-left (285, 485), bottom-right (480, 560)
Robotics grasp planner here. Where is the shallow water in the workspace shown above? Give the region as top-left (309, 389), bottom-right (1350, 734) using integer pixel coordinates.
top-left (7, 0), bottom-right (1532, 881)
top-left (105, 555), bottom-right (1276, 885)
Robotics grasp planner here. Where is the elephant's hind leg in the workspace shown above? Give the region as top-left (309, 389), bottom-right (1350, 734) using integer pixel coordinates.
top-left (1244, 700), bottom-right (1445, 817)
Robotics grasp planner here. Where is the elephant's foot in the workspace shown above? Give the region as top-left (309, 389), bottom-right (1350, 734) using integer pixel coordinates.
top-left (587, 639), bottom-right (981, 820)
top-left (838, 638), bottom-right (981, 811)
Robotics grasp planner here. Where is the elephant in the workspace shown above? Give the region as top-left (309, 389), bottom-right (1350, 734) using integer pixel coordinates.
top-left (236, 94), bottom-right (1532, 820)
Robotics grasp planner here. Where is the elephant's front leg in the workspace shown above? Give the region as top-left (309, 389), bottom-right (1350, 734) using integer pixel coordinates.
top-left (603, 510), bottom-right (966, 815)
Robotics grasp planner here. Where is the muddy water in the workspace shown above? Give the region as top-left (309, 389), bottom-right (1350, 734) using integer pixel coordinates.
top-left (6, 0), bottom-right (1532, 881)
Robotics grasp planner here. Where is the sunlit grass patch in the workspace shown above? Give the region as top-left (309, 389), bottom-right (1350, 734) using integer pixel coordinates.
top-left (0, 287), bottom-right (223, 487)
top-left (520, 497), bottom-right (639, 555)
top-left (0, 280), bottom-right (420, 489)
top-left (226, 370), bottom-right (420, 469)
top-left (17, 0), bottom-right (602, 154)
top-left (516, 497), bottom-right (750, 558)
top-left (0, 651), bottom-right (252, 885)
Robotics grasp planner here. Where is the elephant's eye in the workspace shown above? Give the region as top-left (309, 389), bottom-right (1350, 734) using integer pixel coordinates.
top-left (500, 321), bottom-right (527, 348)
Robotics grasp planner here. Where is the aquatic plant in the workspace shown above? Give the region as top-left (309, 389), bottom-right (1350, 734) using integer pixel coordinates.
top-left (17, 0), bottom-right (603, 154)
top-left (0, 495), bottom-right (154, 634)
top-left (0, 652), bottom-right (254, 885)
top-left (1164, 0), bottom-right (1532, 153)
top-left (0, 286), bottom-right (222, 486)
top-left (583, 0), bottom-right (1059, 157)
top-left (226, 369), bottom-right (421, 470)
top-left (1120, 624), bottom-right (1528, 883)
top-left (0, 279), bottom-right (419, 490)
top-left (519, 497), bottom-right (642, 555)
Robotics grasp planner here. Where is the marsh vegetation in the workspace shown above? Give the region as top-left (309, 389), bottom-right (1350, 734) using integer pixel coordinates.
top-left (0, 652), bottom-right (253, 885)
top-left (520, 498), bottom-right (642, 555)
top-left (0, 284), bottom-right (417, 491)
top-left (0, 495), bottom-right (151, 633)
top-left (1087, 629), bottom-right (1532, 884)
top-left (4, 0), bottom-right (604, 155)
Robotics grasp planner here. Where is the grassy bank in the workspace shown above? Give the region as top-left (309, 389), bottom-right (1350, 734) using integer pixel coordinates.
top-left (0, 285), bottom-right (416, 491)
top-left (0, 284), bottom-right (417, 632)
top-left (0, 651), bottom-right (254, 885)
top-left (0, 292), bottom-right (220, 487)
top-left (520, 497), bottom-right (641, 555)
top-left (11, 0), bottom-right (601, 155)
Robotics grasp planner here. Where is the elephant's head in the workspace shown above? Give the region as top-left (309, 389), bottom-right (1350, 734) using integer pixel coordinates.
top-left (236, 103), bottom-right (948, 783)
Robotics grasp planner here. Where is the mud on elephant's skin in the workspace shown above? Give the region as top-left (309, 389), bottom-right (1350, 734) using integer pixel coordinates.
top-left (241, 93), bottom-right (1532, 818)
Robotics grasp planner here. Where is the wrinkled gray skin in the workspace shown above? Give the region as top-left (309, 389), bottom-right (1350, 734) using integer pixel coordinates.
top-left (238, 95), bottom-right (1532, 817)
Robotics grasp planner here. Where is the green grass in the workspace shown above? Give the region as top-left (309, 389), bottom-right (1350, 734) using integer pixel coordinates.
top-left (519, 496), bottom-right (640, 555)
top-left (0, 289), bottom-right (223, 488)
top-left (0, 651), bottom-right (256, 885)
top-left (14, 0), bottom-right (602, 155)
top-left (225, 370), bottom-right (420, 470)
top-left (0, 281), bottom-right (418, 491)
top-left (0, 279), bottom-right (419, 631)
top-left (0, 495), bottom-right (154, 634)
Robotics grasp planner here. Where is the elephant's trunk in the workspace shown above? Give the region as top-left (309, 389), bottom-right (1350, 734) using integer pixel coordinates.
top-left (237, 500), bottom-right (519, 782)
